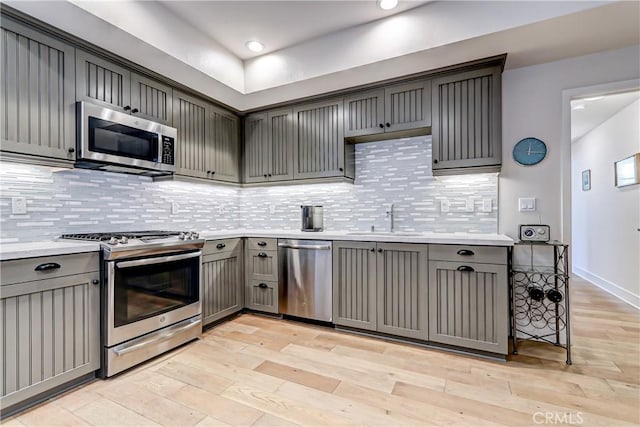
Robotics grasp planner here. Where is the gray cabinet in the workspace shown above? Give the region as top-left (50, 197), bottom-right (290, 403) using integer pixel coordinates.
top-left (245, 238), bottom-right (279, 313)
top-left (332, 241), bottom-right (428, 339)
top-left (0, 253), bottom-right (100, 414)
top-left (431, 66), bottom-right (502, 173)
top-left (202, 240), bottom-right (244, 325)
top-left (293, 99), bottom-right (349, 179)
top-left (173, 91), bottom-right (208, 179)
top-left (0, 18), bottom-right (76, 162)
top-left (77, 51), bottom-right (173, 126)
top-left (428, 245), bottom-right (508, 354)
top-left (244, 109), bottom-right (294, 183)
top-left (209, 105), bottom-right (240, 182)
top-left (344, 80), bottom-right (431, 138)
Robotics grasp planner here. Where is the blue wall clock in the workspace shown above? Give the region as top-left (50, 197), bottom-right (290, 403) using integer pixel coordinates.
top-left (513, 137), bottom-right (547, 166)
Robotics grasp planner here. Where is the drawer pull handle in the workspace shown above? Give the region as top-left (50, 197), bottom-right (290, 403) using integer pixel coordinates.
top-left (457, 249), bottom-right (475, 256)
top-left (457, 265), bottom-right (475, 272)
top-left (257, 241), bottom-right (267, 246)
top-left (258, 283), bottom-right (268, 289)
top-left (258, 252), bottom-right (268, 258)
top-left (92, 279), bottom-right (100, 285)
top-left (35, 262), bottom-right (61, 272)
top-left (216, 243), bottom-right (226, 249)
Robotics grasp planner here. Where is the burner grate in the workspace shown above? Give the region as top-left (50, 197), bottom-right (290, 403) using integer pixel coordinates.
top-left (60, 231), bottom-right (182, 241)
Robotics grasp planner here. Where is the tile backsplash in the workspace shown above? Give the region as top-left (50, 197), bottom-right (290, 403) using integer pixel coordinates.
top-left (0, 136), bottom-right (497, 243)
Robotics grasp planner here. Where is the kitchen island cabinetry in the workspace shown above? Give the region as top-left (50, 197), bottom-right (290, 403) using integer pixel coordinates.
top-left (332, 241), bottom-right (429, 340)
top-left (76, 50), bottom-right (173, 126)
top-left (202, 239), bottom-right (244, 325)
top-left (343, 80), bottom-right (431, 138)
top-left (0, 17), bottom-right (76, 163)
top-left (431, 66), bottom-right (502, 174)
top-left (428, 245), bottom-right (508, 354)
top-left (0, 253), bottom-right (100, 416)
top-left (245, 238), bottom-right (279, 313)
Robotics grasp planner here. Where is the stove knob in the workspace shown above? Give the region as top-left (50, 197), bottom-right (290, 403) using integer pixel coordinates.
top-left (108, 237), bottom-right (119, 245)
top-left (192, 232), bottom-right (199, 239)
top-left (120, 236), bottom-right (129, 244)
top-left (179, 232), bottom-right (186, 240)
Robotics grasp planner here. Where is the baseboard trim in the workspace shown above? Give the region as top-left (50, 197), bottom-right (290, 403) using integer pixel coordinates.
top-left (573, 267), bottom-right (640, 309)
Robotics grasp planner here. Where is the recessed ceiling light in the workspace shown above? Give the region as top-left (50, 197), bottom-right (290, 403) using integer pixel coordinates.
top-left (378, 0), bottom-right (398, 10)
top-left (584, 96), bottom-right (604, 102)
top-left (572, 104), bottom-right (585, 110)
top-left (245, 40), bottom-right (264, 53)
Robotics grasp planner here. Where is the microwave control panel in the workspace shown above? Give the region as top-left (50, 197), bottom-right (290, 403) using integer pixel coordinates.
top-left (161, 136), bottom-right (175, 165)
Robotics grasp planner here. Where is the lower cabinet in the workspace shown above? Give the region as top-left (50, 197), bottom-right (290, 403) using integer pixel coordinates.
top-left (202, 240), bottom-right (244, 326)
top-left (0, 254), bottom-right (100, 414)
top-left (245, 238), bottom-right (279, 313)
top-left (333, 241), bottom-right (429, 340)
top-left (428, 258), bottom-right (508, 354)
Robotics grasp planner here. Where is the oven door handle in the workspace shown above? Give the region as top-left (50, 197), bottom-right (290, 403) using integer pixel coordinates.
top-left (115, 251), bottom-right (201, 269)
top-left (112, 318), bottom-right (202, 356)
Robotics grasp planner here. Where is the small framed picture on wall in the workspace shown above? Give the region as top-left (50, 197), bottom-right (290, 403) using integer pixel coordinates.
top-left (582, 169), bottom-right (591, 191)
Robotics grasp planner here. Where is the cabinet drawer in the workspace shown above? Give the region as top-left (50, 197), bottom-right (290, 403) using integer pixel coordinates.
top-left (429, 245), bottom-right (507, 265)
top-left (247, 280), bottom-right (278, 314)
top-left (0, 253), bottom-right (99, 286)
top-left (246, 238), bottom-right (277, 251)
top-left (203, 238), bottom-right (242, 255)
top-left (247, 250), bottom-right (278, 281)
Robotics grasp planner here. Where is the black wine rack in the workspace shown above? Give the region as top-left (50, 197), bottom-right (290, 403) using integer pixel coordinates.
top-left (509, 242), bottom-right (571, 364)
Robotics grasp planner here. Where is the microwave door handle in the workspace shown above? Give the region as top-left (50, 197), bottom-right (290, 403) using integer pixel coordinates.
top-left (115, 251), bottom-right (201, 269)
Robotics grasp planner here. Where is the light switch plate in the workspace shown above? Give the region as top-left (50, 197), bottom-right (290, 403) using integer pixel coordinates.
top-left (441, 200), bottom-right (450, 213)
top-left (518, 197), bottom-right (536, 212)
top-left (269, 205), bottom-right (276, 214)
top-left (171, 203), bottom-right (179, 214)
top-left (482, 199), bottom-right (493, 213)
top-left (465, 198), bottom-right (475, 212)
top-left (11, 197), bottom-right (27, 214)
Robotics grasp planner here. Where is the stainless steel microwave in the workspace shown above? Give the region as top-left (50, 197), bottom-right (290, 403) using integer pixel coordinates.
top-left (76, 102), bottom-right (177, 176)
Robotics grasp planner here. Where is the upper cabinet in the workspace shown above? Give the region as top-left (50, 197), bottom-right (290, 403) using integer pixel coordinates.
top-left (243, 109), bottom-right (294, 183)
top-left (293, 99), bottom-right (352, 179)
top-left (173, 90), bottom-right (240, 183)
top-left (344, 80), bottom-right (431, 138)
top-left (76, 50), bottom-right (173, 125)
top-left (0, 18), bottom-right (76, 162)
top-left (431, 66), bottom-right (502, 174)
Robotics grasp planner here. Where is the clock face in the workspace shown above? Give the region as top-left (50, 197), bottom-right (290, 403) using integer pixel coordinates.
top-left (513, 137), bottom-right (547, 166)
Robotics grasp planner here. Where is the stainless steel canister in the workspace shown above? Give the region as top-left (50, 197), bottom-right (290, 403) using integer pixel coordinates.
top-left (301, 205), bottom-right (324, 231)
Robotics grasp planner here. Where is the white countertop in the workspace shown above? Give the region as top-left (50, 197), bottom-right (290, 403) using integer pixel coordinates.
top-left (0, 230), bottom-right (513, 261)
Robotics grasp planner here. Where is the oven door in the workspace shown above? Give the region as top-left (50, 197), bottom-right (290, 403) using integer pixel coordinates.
top-left (106, 251), bottom-right (202, 347)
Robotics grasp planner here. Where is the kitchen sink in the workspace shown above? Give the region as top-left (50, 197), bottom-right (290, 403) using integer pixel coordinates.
top-left (345, 231), bottom-right (423, 237)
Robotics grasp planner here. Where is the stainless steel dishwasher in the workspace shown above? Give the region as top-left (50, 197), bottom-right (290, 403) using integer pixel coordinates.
top-left (278, 239), bottom-right (332, 322)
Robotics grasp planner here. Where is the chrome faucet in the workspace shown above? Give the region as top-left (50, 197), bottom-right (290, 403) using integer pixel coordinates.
top-left (386, 203), bottom-right (394, 233)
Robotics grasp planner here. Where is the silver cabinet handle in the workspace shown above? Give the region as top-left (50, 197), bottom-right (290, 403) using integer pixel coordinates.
top-left (278, 244), bottom-right (331, 250)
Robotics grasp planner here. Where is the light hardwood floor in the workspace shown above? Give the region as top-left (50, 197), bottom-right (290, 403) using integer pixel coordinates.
top-left (3, 277), bottom-right (639, 426)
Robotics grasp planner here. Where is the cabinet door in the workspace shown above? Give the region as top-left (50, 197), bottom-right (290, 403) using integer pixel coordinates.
top-left (376, 243), bottom-right (429, 340)
top-left (173, 91), bottom-right (208, 179)
top-left (384, 80), bottom-right (431, 132)
top-left (343, 89), bottom-right (385, 137)
top-left (431, 67), bottom-right (501, 171)
top-left (209, 106), bottom-right (240, 182)
top-left (293, 99), bottom-right (344, 179)
top-left (0, 19), bottom-right (75, 161)
top-left (267, 108), bottom-right (294, 182)
top-left (76, 49), bottom-right (131, 112)
top-left (130, 72), bottom-right (173, 126)
top-left (243, 113), bottom-right (269, 183)
top-left (0, 273), bottom-right (100, 410)
top-left (428, 261), bottom-right (508, 354)
top-left (202, 249), bottom-right (243, 325)
top-left (332, 241), bottom-right (377, 331)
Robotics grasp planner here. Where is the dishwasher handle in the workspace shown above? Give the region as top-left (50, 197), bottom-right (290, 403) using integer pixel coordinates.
top-left (278, 243), bottom-right (331, 250)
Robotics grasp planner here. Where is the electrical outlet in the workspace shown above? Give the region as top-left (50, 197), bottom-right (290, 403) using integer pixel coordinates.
top-left (269, 205), bottom-right (276, 214)
top-left (171, 203), bottom-right (179, 214)
top-left (518, 197), bottom-right (536, 212)
top-left (482, 199), bottom-right (493, 213)
top-left (218, 205), bottom-right (224, 214)
top-left (11, 197), bottom-right (27, 214)
top-left (465, 198), bottom-right (475, 212)
top-left (440, 199), bottom-right (450, 213)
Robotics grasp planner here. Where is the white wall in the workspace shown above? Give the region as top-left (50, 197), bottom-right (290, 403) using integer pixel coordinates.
top-left (499, 45), bottom-right (640, 243)
top-left (571, 99), bottom-right (640, 307)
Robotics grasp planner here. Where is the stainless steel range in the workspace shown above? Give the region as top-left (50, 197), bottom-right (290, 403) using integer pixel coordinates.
top-left (59, 231), bottom-right (204, 377)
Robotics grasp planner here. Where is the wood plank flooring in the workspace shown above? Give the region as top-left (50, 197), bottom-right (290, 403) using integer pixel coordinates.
top-left (3, 277), bottom-right (639, 426)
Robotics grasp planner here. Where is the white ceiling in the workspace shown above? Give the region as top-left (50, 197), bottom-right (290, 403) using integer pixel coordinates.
top-left (571, 91), bottom-right (640, 142)
top-left (6, 1), bottom-right (640, 110)
top-left (160, 1), bottom-right (430, 59)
